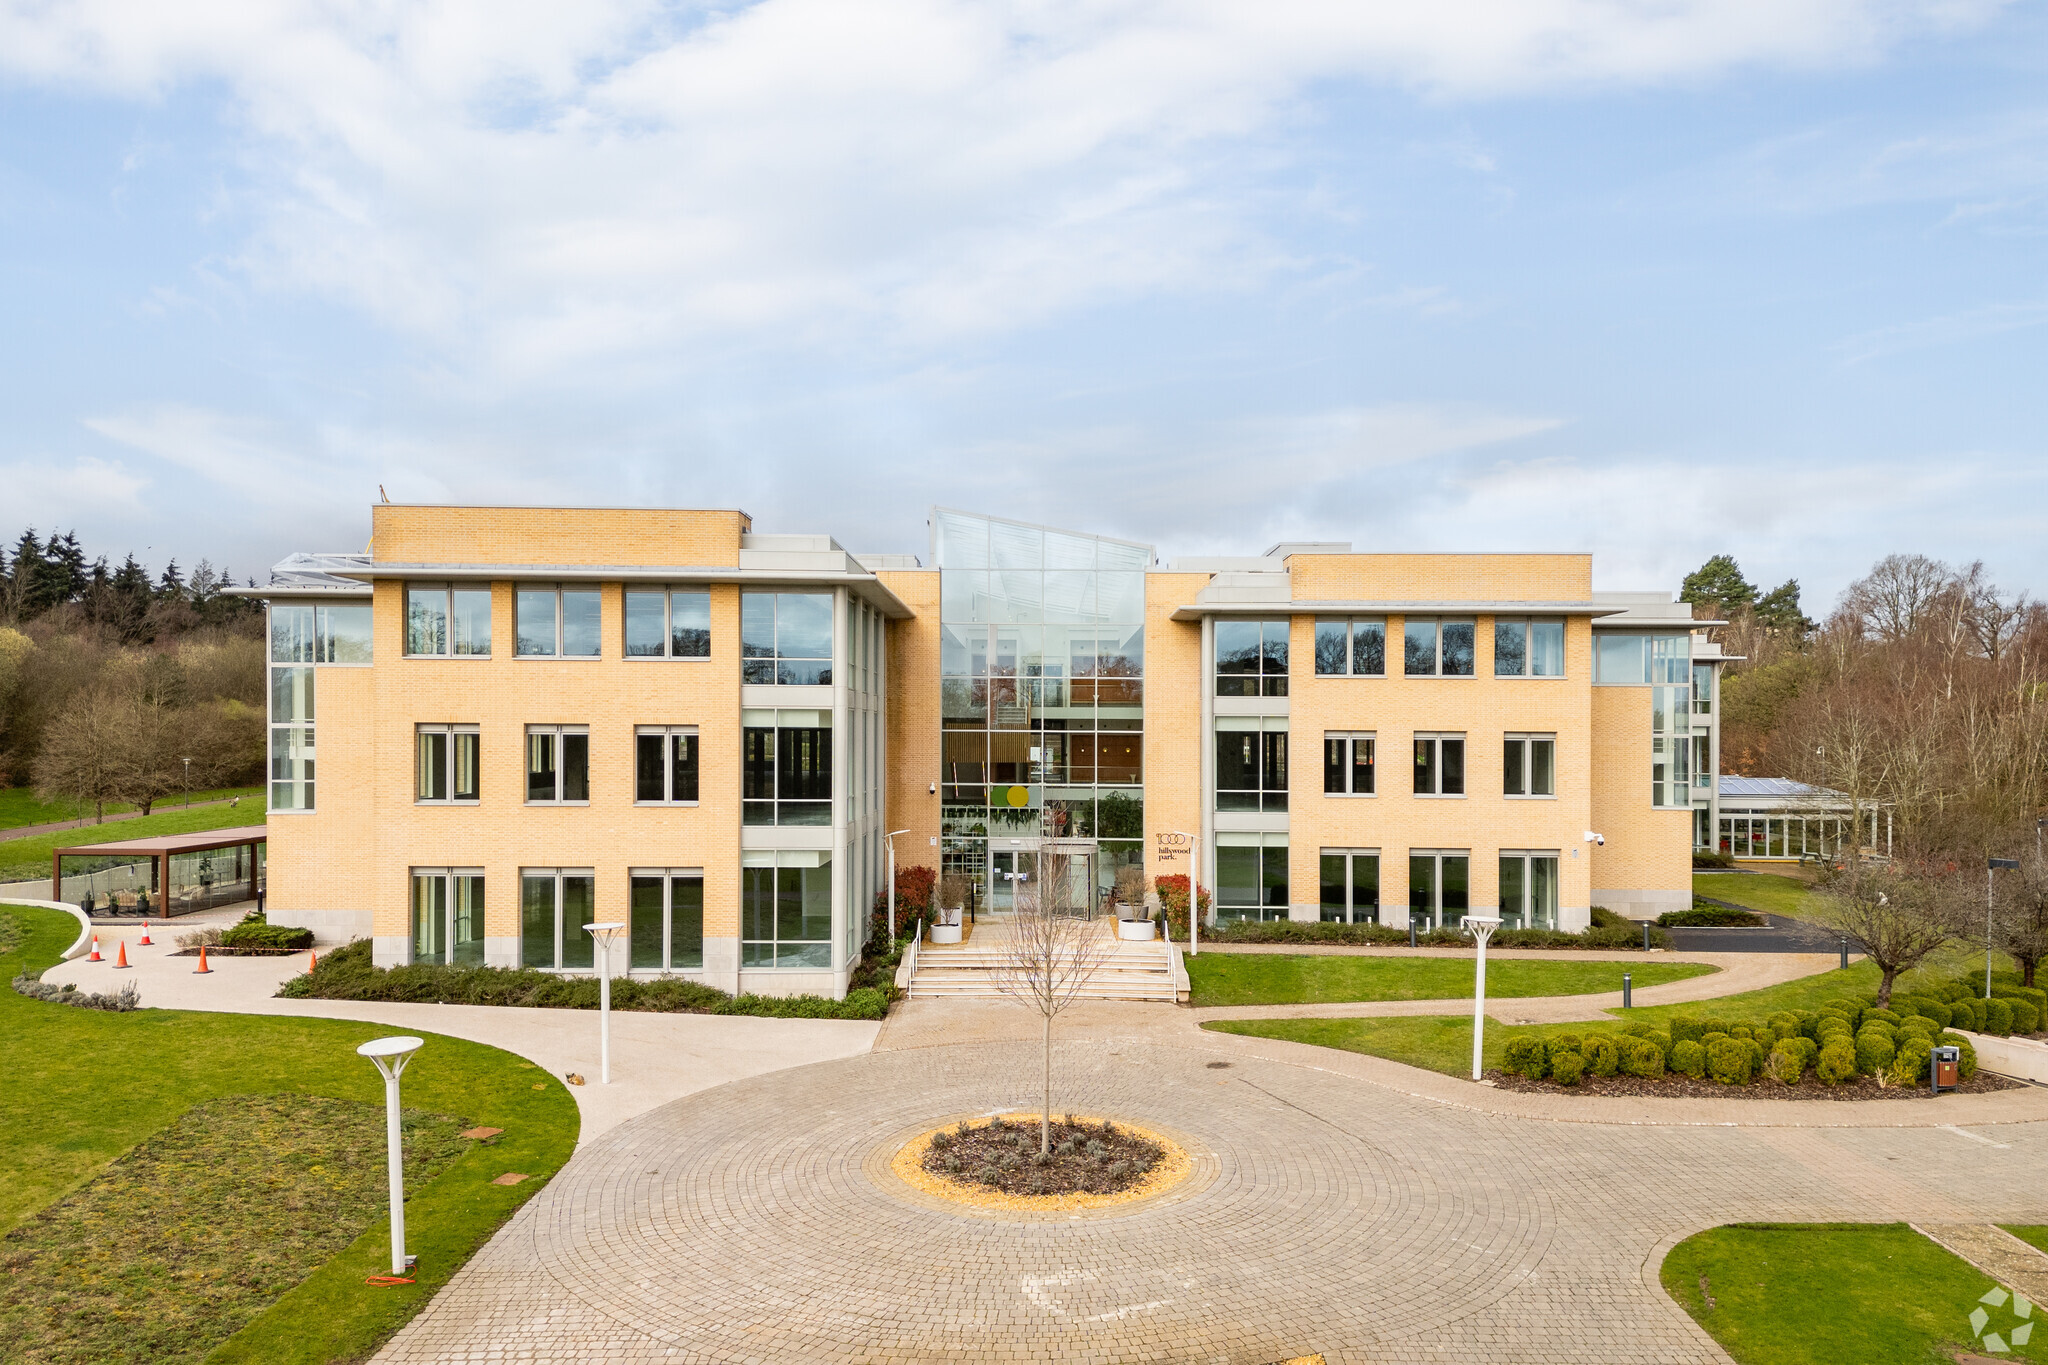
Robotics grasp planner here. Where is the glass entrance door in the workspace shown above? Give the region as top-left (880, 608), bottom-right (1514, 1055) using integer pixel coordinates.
top-left (989, 849), bottom-right (1036, 918)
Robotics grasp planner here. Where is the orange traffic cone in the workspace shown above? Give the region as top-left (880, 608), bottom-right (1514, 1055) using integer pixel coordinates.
top-left (194, 945), bottom-right (212, 975)
top-left (138, 922), bottom-right (153, 946)
top-left (114, 941), bottom-right (131, 969)
top-left (307, 950), bottom-right (318, 972)
top-left (88, 936), bottom-right (102, 962)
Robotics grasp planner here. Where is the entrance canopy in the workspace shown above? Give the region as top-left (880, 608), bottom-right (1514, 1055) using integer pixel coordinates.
top-left (51, 825), bottom-right (267, 917)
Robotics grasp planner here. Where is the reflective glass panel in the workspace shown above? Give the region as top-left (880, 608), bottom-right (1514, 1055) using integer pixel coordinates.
top-left (1404, 620), bottom-right (1437, 675)
top-left (516, 590), bottom-right (558, 656)
top-left (1352, 619), bottom-right (1385, 675)
top-left (1495, 620), bottom-right (1527, 676)
top-left (1531, 620), bottom-right (1565, 676)
top-left (405, 588), bottom-right (446, 656)
top-left (450, 589), bottom-right (492, 656)
top-left (561, 875), bottom-right (595, 969)
top-left (671, 591), bottom-right (710, 658)
top-left (625, 591), bottom-right (666, 657)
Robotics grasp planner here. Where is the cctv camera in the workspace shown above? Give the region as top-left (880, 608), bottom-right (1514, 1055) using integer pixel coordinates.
top-left (1583, 830), bottom-right (1605, 846)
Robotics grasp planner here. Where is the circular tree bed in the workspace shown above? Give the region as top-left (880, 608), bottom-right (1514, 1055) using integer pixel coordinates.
top-left (891, 1114), bottom-right (1191, 1211)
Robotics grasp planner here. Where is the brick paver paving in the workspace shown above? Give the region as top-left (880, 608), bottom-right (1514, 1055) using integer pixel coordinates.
top-left (375, 1037), bottom-right (2048, 1364)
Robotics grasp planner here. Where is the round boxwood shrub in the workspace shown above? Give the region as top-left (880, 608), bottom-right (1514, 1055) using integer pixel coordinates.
top-left (1816, 1039), bottom-right (1857, 1085)
top-left (1903, 997), bottom-right (1954, 1030)
top-left (1671, 1039), bottom-right (1706, 1079)
top-left (1550, 1031), bottom-right (1584, 1057)
top-left (1621, 1038), bottom-right (1664, 1078)
top-left (2004, 998), bottom-right (2040, 1034)
top-left (1729, 1025), bottom-right (1754, 1041)
top-left (1766, 1043), bottom-right (1805, 1085)
top-left (1669, 1015), bottom-right (1705, 1045)
top-left (1549, 1050), bottom-right (1585, 1086)
top-left (1933, 978), bottom-right (1973, 1003)
top-left (1854, 1031), bottom-right (1895, 1075)
top-left (1951, 998), bottom-right (1987, 1032)
top-left (1824, 999), bottom-right (1865, 1029)
top-left (1985, 998), bottom-right (2014, 1036)
top-left (1705, 1036), bottom-right (1753, 1085)
top-left (1864, 1006), bottom-right (1902, 1028)
top-left (1584, 1035), bottom-right (1620, 1078)
top-left (1504, 1036), bottom-right (1548, 1079)
top-left (1619, 1020), bottom-right (1655, 1039)
top-left (220, 921), bottom-right (316, 952)
top-left (1887, 1039), bottom-right (1932, 1087)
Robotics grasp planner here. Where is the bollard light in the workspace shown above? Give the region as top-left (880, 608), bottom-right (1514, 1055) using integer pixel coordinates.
top-left (1623, 971), bottom-right (1632, 1009)
top-left (1839, 935), bottom-right (1849, 971)
top-left (356, 1035), bottom-right (425, 1276)
top-left (583, 921), bottom-right (626, 1085)
top-left (1642, 920), bottom-right (1650, 953)
top-left (1465, 916), bottom-right (1502, 1081)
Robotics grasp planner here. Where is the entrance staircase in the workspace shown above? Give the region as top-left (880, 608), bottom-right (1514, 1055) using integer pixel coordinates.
top-left (901, 922), bottom-right (1188, 1003)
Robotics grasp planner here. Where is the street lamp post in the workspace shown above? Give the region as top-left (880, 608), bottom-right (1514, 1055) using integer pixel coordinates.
top-left (884, 829), bottom-right (911, 940)
top-left (1465, 916), bottom-right (1502, 1081)
top-left (583, 921), bottom-right (626, 1084)
top-left (182, 756), bottom-right (192, 807)
top-left (1988, 858), bottom-right (2020, 1000)
top-left (356, 1035), bottom-right (425, 1276)
top-left (1170, 830), bottom-right (1201, 956)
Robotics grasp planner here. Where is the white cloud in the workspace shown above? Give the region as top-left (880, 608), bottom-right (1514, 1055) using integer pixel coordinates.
top-left (0, 455), bottom-right (150, 527)
top-left (0, 0), bottom-right (2009, 378)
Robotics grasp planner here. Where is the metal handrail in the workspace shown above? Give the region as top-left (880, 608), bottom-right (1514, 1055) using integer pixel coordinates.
top-left (900, 920), bottom-right (922, 992)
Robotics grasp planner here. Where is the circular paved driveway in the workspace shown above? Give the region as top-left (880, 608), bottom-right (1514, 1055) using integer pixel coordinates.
top-left (379, 1038), bottom-right (2048, 1364)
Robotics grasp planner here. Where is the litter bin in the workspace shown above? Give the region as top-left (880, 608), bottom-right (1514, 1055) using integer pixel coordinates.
top-left (1930, 1044), bottom-right (1961, 1095)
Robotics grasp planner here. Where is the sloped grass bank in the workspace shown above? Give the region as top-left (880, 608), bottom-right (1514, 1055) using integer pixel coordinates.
top-left (1186, 953), bottom-right (1713, 1007)
top-left (1661, 1223), bottom-right (2043, 1364)
top-left (0, 903), bottom-right (578, 1364)
top-left (0, 1095), bottom-right (473, 1365)
top-left (0, 797), bottom-right (269, 885)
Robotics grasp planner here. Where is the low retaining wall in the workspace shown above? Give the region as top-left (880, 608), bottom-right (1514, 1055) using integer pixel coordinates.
top-left (1, 896), bottom-right (94, 961)
top-left (1956, 1028), bottom-right (2048, 1086)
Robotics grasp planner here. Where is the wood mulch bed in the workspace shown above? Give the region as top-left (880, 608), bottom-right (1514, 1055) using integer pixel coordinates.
top-left (1483, 1068), bottom-right (2024, 1101)
top-left (920, 1116), bottom-right (1164, 1196)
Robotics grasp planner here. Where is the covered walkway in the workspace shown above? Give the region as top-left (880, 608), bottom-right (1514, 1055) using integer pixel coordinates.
top-left (50, 825), bottom-right (267, 919)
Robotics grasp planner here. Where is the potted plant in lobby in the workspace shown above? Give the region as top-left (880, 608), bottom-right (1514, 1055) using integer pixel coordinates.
top-left (1113, 865), bottom-right (1154, 940)
top-left (932, 874), bottom-right (969, 944)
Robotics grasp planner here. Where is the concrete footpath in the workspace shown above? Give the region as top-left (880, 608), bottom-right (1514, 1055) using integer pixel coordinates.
top-left (40, 936), bottom-right (878, 1146)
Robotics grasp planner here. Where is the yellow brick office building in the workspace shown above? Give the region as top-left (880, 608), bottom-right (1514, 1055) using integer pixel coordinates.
top-left (257, 505), bottom-right (1721, 998)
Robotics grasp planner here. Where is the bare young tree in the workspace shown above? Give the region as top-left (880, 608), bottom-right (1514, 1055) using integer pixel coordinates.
top-left (32, 679), bottom-right (127, 821)
top-left (1806, 860), bottom-right (1969, 1006)
top-left (1993, 848), bottom-right (2048, 988)
top-left (989, 833), bottom-right (1113, 1155)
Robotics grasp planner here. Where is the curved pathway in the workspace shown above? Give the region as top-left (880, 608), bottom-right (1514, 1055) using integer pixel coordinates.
top-left (374, 1034), bottom-right (2048, 1364)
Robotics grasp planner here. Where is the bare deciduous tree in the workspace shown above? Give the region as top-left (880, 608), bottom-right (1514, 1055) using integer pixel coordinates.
top-left (990, 833), bottom-right (1113, 1155)
top-left (1806, 860), bottom-right (1970, 1007)
top-left (1993, 848), bottom-right (2048, 989)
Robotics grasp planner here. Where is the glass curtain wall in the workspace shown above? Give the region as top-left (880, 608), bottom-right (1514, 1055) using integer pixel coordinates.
top-left (933, 509), bottom-right (1152, 904)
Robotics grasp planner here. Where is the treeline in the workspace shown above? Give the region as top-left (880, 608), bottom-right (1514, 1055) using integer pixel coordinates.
top-left (0, 529), bottom-right (266, 804)
top-left (1684, 551), bottom-right (2048, 858)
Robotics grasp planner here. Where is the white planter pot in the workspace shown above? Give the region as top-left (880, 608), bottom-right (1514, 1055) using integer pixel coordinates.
top-left (930, 923), bottom-right (964, 944)
top-left (1115, 919), bottom-right (1156, 941)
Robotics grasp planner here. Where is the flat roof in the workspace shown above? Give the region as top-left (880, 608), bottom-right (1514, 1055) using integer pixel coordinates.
top-left (53, 825), bottom-right (268, 857)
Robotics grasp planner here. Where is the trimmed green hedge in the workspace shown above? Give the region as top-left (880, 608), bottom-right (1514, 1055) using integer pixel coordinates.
top-left (1204, 913), bottom-right (1671, 951)
top-left (279, 940), bottom-right (892, 1019)
top-left (1659, 906), bottom-right (1766, 927)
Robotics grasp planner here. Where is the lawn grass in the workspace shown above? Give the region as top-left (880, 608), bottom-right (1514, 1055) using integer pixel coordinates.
top-left (0, 902), bottom-right (579, 1364)
top-left (1661, 1223), bottom-right (2043, 1364)
top-left (2004, 1226), bottom-right (2048, 1256)
top-left (1, 1095), bottom-right (475, 1365)
top-left (1693, 872), bottom-right (1819, 919)
top-left (0, 785), bottom-right (263, 833)
top-left (1200, 953), bottom-right (1984, 1076)
top-left (1186, 954), bottom-right (1713, 1007)
top-left (0, 797), bottom-right (269, 884)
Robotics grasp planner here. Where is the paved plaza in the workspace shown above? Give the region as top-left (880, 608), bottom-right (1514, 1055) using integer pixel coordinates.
top-left (376, 1023), bottom-right (2048, 1364)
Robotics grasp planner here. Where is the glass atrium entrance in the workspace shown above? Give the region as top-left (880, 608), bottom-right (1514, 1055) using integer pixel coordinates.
top-left (986, 839), bottom-right (1098, 919)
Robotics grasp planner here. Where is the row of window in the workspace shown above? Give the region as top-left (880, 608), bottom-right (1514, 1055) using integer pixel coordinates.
top-left (1212, 842), bottom-right (1562, 930)
top-left (1217, 730), bottom-right (1558, 807)
top-left (409, 852), bottom-right (834, 971)
top-left (400, 586), bottom-right (834, 678)
top-left (1219, 616), bottom-right (1574, 693)
top-left (415, 724), bottom-right (703, 805)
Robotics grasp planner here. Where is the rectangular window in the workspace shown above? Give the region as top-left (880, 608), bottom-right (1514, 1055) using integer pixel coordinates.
top-left (410, 868), bottom-right (485, 965)
top-left (1407, 849), bottom-right (1470, 930)
top-left (520, 868), bottom-right (596, 970)
top-left (1403, 617), bottom-right (1476, 677)
top-left (742, 590), bottom-right (834, 684)
top-left (1313, 617), bottom-right (1386, 677)
top-left (1216, 717), bottom-right (1288, 812)
top-left (625, 589), bottom-right (712, 659)
top-left (1692, 662), bottom-right (1713, 715)
top-left (1652, 685), bottom-right (1691, 807)
top-left (741, 850), bottom-right (833, 968)
top-left (1594, 632), bottom-right (1691, 685)
top-left (271, 602), bottom-right (373, 664)
top-left (1495, 618), bottom-right (1564, 677)
top-left (742, 709), bottom-right (832, 826)
top-left (405, 584), bottom-right (492, 657)
top-left (1216, 834), bottom-right (1288, 922)
top-left (1498, 852), bottom-right (1558, 930)
top-left (634, 726), bottom-right (700, 804)
top-left (1319, 849), bottom-right (1380, 924)
top-left (268, 658), bottom-right (315, 810)
top-left (416, 724), bottom-right (480, 803)
top-left (1413, 733), bottom-right (1465, 796)
top-left (1215, 619), bottom-right (1289, 696)
top-left (526, 725), bottom-right (590, 803)
top-left (1323, 732), bottom-right (1375, 795)
top-left (629, 869), bottom-right (704, 970)
top-left (516, 586), bottom-right (601, 658)
top-left (1503, 733), bottom-right (1556, 798)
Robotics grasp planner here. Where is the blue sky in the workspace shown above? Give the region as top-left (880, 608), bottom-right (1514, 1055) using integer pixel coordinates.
top-left (2, 1), bottom-right (2043, 611)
